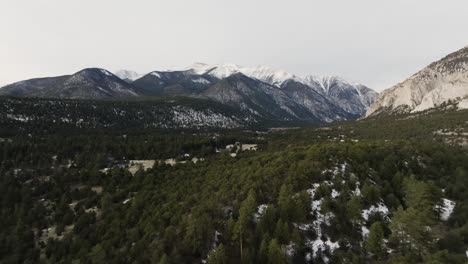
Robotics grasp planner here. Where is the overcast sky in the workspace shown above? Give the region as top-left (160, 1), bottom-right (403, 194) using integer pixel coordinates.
top-left (1, 0), bottom-right (467, 91)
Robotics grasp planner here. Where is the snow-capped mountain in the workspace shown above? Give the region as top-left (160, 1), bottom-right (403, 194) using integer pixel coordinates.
top-left (367, 46), bottom-right (468, 117)
top-left (0, 68), bottom-right (139, 99)
top-left (200, 73), bottom-right (353, 122)
top-left (184, 63), bottom-right (377, 116)
top-left (186, 63), bottom-right (298, 87)
top-left (304, 76), bottom-right (378, 116)
top-left (114, 70), bottom-right (144, 82)
top-left (132, 70), bottom-right (216, 96)
top-left (0, 64), bottom-right (378, 124)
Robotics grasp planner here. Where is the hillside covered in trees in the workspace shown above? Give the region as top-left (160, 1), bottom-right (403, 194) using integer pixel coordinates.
top-left (1, 105), bottom-right (468, 263)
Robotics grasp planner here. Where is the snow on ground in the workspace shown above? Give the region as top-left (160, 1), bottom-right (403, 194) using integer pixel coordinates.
top-left (331, 189), bottom-right (340, 198)
top-left (321, 162), bottom-right (348, 178)
top-left (38, 225), bottom-right (74, 243)
top-left (7, 114), bottom-right (31, 122)
top-left (361, 203), bottom-right (389, 221)
top-left (304, 181), bottom-right (339, 260)
top-left (352, 183), bottom-right (361, 196)
top-left (361, 226), bottom-right (370, 238)
top-left (438, 198), bottom-right (456, 221)
top-left (306, 238), bottom-right (340, 259)
top-left (286, 242), bottom-right (296, 256)
top-left (254, 204), bottom-right (268, 222)
top-left (202, 230), bottom-right (222, 264)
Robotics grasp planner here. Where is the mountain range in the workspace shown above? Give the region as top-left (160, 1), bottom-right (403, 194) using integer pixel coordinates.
top-left (367, 46), bottom-right (468, 116)
top-left (0, 68), bottom-right (139, 99)
top-left (0, 64), bottom-right (378, 124)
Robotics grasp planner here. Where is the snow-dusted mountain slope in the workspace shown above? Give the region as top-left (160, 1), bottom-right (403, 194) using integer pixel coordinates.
top-left (184, 63), bottom-right (377, 116)
top-left (303, 76), bottom-right (378, 116)
top-left (0, 96), bottom-right (254, 129)
top-left (200, 73), bottom-right (353, 123)
top-left (0, 68), bottom-right (139, 99)
top-left (367, 46), bottom-right (468, 117)
top-left (114, 70), bottom-right (144, 82)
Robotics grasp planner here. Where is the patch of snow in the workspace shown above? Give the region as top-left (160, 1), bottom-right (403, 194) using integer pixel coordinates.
top-left (352, 182), bottom-right (362, 196)
top-left (100, 69), bottom-right (114, 76)
top-left (437, 198), bottom-right (456, 221)
top-left (207, 64), bottom-right (242, 79)
top-left (151, 72), bottom-right (161, 78)
top-left (186, 63), bottom-right (300, 86)
top-left (286, 242), bottom-right (296, 257)
top-left (361, 203), bottom-right (389, 221)
top-left (306, 238), bottom-right (340, 259)
top-left (254, 204), bottom-right (268, 222)
top-left (361, 226), bottom-right (370, 238)
top-left (331, 189), bottom-right (340, 198)
top-left (7, 114), bottom-right (31, 122)
top-left (321, 162), bottom-right (348, 178)
top-left (191, 77), bottom-right (211, 84)
top-left (304, 182), bottom-right (338, 260)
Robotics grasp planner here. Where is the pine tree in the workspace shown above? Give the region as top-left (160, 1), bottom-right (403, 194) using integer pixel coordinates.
top-left (207, 244), bottom-right (227, 264)
top-left (159, 254), bottom-right (169, 264)
top-left (274, 219), bottom-right (290, 244)
top-left (258, 237), bottom-right (270, 263)
top-left (346, 196), bottom-right (363, 221)
top-left (267, 239), bottom-right (286, 264)
top-left (366, 221), bottom-right (385, 257)
top-left (278, 184), bottom-right (293, 220)
top-left (234, 189), bottom-right (257, 261)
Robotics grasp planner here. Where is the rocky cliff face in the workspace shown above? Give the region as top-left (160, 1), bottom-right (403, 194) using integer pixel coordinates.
top-left (367, 46), bottom-right (468, 116)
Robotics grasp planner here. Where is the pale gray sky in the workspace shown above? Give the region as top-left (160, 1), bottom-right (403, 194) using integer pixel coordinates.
top-left (1, 0), bottom-right (467, 91)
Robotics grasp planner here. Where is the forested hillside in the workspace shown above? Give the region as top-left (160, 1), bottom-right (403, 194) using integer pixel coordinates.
top-left (1, 107), bottom-right (468, 263)
top-left (0, 96), bottom-right (257, 133)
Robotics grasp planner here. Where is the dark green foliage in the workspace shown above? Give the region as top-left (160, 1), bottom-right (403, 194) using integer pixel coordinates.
top-left (366, 222), bottom-right (385, 257)
top-left (0, 107), bottom-right (467, 263)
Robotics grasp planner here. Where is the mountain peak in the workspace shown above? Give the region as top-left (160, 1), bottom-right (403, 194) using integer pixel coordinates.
top-left (185, 63), bottom-right (298, 86)
top-left (78, 67), bottom-right (114, 75)
top-left (185, 63), bottom-right (217, 75)
top-left (304, 75), bottom-right (349, 93)
top-left (114, 70), bottom-right (143, 82)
